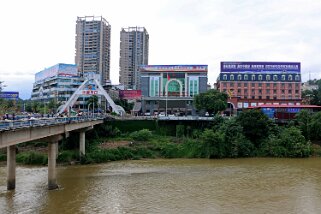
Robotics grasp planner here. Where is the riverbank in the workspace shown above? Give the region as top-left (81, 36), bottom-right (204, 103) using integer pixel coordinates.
top-left (1, 131), bottom-right (320, 166)
top-left (2, 110), bottom-right (321, 165)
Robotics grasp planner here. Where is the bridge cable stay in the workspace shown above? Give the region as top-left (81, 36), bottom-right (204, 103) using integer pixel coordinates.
top-left (57, 78), bottom-right (125, 116)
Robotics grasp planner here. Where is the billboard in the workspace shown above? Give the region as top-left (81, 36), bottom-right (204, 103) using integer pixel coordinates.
top-left (119, 90), bottom-right (142, 100)
top-left (35, 63), bottom-right (77, 82)
top-left (221, 62), bottom-right (300, 73)
top-left (0, 92), bottom-right (19, 100)
top-left (140, 65), bottom-right (208, 72)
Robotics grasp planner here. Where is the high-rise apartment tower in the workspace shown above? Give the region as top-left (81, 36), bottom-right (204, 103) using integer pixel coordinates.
top-left (75, 16), bottom-right (111, 84)
top-left (119, 27), bottom-right (149, 89)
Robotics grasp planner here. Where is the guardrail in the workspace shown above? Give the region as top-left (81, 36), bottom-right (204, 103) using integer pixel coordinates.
top-left (0, 115), bottom-right (105, 132)
top-left (157, 116), bottom-right (214, 121)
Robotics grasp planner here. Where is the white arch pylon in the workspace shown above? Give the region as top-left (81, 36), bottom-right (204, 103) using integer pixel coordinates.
top-left (57, 78), bottom-right (125, 116)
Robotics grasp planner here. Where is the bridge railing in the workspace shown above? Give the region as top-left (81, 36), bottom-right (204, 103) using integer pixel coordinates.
top-left (0, 115), bottom-right (105, 131)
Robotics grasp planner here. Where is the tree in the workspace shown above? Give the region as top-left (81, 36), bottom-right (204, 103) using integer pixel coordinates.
top-left (87, 95), bottom-right (98, 110)
top-left (114, 99), bottom-right (134, 113)
top-left (236, 109), bottom-right (270, 147)
top-left (31, 101), bottom-right (40, 113)
top-left (194, 89), bottom-right (228, 115)
top-left (295, 110), bottom-right (312, 140)
top-left (309, 111), bottom-right (321, 140)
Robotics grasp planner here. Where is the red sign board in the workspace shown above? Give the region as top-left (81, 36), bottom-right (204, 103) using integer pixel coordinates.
top-left (82, 90), bottom-right (98, 95)
top-left (119, 90), bottom-right (142, 99)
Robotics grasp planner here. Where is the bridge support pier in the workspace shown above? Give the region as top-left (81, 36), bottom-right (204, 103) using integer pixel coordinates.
top-left (7, 145), bottom-right (16, 190)
top-left (77, 126), bottom-right (93, 156)
top-left (48, 141), bottom-right (58, 190)
top-left (79, 131), bottom-right (85, 156)
top-left (45, 135), bottom-right (63, 190)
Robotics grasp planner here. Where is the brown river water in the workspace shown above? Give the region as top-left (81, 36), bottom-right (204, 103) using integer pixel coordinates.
top-left (1, 158), bottom-right (321, 214)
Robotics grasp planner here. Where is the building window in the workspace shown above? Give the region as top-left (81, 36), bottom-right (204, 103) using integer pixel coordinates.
top-left (273, 89), bottom-right (277, 94)
top-left (266, 75), bottom-right (271, 81)
top-left (223, 83), bottom-right (227, 87)
top-left (251, 75), bottom-right (255, 81)
top-left (266, 89), bottom-right (270, 93)
top-left (281, 75), bottom-right (286, 81)
top-left (266, 83), bottom-right (270, 87)
top-left (251, 83), bottom-right (255, 87)
top-left (258, 83), bottom-right (262, 87)
top-left (223, 74), bottom-right (227, 80)
top-left (258, 75), bottom-right (263, 81)
top-left (273, 75), bottom-right (278, 81)
top-left (230, 82), bottom-right (234, 87)
top-left (266, 96), bottom-right (270, 100)
top-left (295, 75), bottom-right (300, 81)
top-left (288, 90), bottom-right (292, 93)
top-left (237, 74), bottom-right (242, 80)
top-left (150, 76), bottom-right (159, 97)
top-left (189, 77), bottom-right (199, 97)
top-left (244, 74), bottom-right (248, 80)
top-left (237, 89), bottom-right (241, 93)
top-left (238, 83), bottom-right (241, 87)
top-left (230, 74), bottom-right (234, 81)
top-left (288, 75), bottom-right (293, 81)
top-left (282, 89), bottom-right (285, 93)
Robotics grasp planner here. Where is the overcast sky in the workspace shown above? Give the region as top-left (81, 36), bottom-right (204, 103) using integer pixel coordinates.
top-left (1, 0), bottom-right (321, 99)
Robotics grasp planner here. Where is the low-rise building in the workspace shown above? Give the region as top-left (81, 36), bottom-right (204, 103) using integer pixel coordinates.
top-left (31, 63), bottom-right (86, 110)
top-left (139, 65), bottom-right (208, 115)
top-left (217, 62), bottom-right (302, 115)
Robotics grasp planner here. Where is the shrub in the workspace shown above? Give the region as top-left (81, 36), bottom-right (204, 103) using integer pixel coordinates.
top-left (0, 153), bottom-right (6, 161)
top-left (16, 152), bottom-right (47, 165)
top-left (130, 129), bottom-right (152, 141)
top-left (57, 150), bottom-right (79, 163)
top-left (176, 125), bottom-right (185, 138)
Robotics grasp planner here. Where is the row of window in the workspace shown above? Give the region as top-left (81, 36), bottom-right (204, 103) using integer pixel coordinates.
top-left (222, 82), bottom-right (300, 88)
top-left (221, 73), bottom-right (300, 81)
top-left (224, 88), bottom-right (300, 94)
top-left (223, 93), bottom-right (300, 100)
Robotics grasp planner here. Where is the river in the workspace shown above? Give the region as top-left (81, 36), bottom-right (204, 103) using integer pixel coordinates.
top-left (1, 158), bottom-right (321, 214)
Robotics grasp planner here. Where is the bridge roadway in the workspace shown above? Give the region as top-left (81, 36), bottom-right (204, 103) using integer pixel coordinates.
top-left (0, 115), bottom-right (104, 190)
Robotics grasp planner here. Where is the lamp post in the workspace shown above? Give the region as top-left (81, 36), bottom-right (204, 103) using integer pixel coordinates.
top-left (165, 89), bottom-right (168, 117)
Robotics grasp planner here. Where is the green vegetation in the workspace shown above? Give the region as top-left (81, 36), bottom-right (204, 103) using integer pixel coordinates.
top-left (16, 152), bottom-right (47, 165)
top-left (8, 108), bottom-right (321, 166)
top-left (194, 89), bottom-right (228, 115)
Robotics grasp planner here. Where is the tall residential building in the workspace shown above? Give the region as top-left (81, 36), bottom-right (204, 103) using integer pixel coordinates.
top-left (75, 16), bottom-right (111, 85)
top-left (119, 27), bottom-right (149, 89)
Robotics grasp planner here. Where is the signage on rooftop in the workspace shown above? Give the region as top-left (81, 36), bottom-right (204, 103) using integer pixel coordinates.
top-left (140, 65), bottom-right (208, 72)
top-left (221, 62), bottom-right (300, 73)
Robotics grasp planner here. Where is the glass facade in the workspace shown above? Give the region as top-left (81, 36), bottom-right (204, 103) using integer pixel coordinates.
top-left (189, 77), bottom-right (199, 97)
top-left (149, 76), bottom-right (159, 97)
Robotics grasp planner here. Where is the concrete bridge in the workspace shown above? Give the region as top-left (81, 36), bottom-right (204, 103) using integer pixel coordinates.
top-left (0, 116), bottom-right (104, 190)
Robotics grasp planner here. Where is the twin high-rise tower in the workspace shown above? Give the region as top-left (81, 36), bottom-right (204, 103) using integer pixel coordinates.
top-left (75, 16), bottom-right (149, 89)
top-left (119, 27), bottom-right (149, 89)
top-left (75, 16), bottom-right (111, 84)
